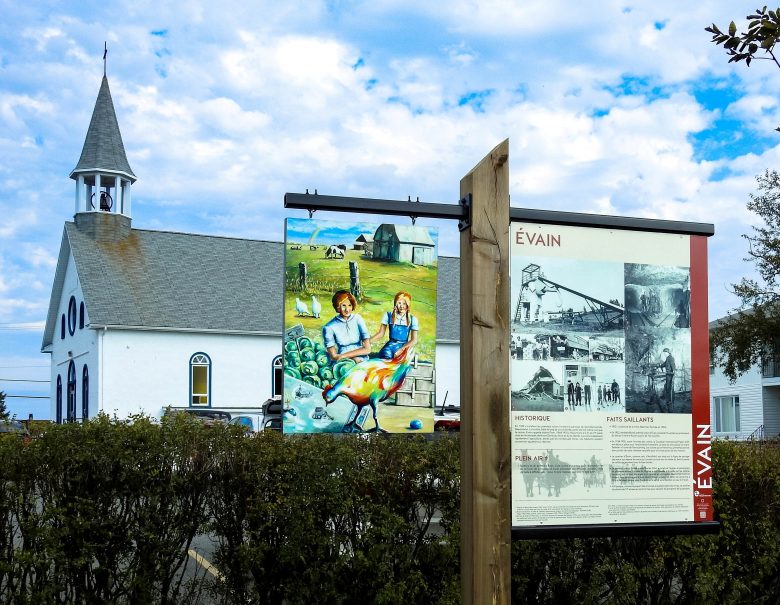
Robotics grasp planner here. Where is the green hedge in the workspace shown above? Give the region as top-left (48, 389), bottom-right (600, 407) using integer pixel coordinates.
top-left (0, 416), bottom-right (778, 604)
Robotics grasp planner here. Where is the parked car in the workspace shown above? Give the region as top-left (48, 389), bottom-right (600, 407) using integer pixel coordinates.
top-left (261, 398), bottom-right (283, 432)
top-left (434, 401), bottom-right (461, 433)
top-left (263, 417), bottom-right (282, 431)
top-left (163, 408), bottom-right (231, 427)
top-left (228, 414), bottom-right (266, 433)
top-left (434, 418), bottom-right (460, 433)
top-left (0, 419), bottom-right (31, 440)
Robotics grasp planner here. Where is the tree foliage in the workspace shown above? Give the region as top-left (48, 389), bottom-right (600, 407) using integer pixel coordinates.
top-left (706, 7), bottom-right (780, 132)
top-left (1, 419), bottom-right (780, 603)
top-left (0, 391), bottom-right (8, 420)
top-left (706, 6), bottom-right (780, 69)
top-left (710, 170), bottom-right (780, 380)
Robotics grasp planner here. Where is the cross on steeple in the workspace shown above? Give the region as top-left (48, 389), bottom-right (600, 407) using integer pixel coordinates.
top-left (103, 42), bottom-right (107, 76)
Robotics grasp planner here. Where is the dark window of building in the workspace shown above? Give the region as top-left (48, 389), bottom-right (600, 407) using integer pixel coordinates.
top-left (56, 375), bottom-right (62, 424)
top-left (82, 365), bottom-right (89, 422)
top-left (67, 296), bottom-right (77, 335)
top-left (79, 302), bottom-right (85, 329)
top-left (67, 361), bottom-right (76, 422)
top-left (61, 314), bottom-right (65, 340)
top-left (272, 355), bottom-right (283, 398)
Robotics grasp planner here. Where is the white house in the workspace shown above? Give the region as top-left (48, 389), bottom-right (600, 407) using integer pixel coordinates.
top-left (708, 317), bottom-right (780, 440)
top-left (41, 74), bottom-right (462, 422)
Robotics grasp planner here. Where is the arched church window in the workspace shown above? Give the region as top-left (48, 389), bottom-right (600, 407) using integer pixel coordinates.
top-left (190, 353), bottom-right (211, 406)
top-left (61, 314), bottom-right (65, 340)
top-left (67, 361), bottom-right (76, 422)
top-left (68, 296), bottom-right (77, 335)
top-left (82, 365), bottom-right (89, 422)
top-left (79, 302), bottom-right (85, 329)
top-left (56, 375), bottom-right (62, 424)
top-left (272, 355), bottom-right (283, 398)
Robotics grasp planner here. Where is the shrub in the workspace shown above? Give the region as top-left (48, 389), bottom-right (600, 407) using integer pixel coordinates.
top-left (0, 418), bottom-right (779, 604)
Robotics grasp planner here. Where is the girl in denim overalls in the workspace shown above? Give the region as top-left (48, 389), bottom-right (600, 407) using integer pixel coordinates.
top-left (370, 291), bottom-right (418, 360)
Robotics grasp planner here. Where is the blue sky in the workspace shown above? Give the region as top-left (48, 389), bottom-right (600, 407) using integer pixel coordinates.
top-left (286, 218), bottom-right (438, 249)
top-left (1, 1), bottom-right (778, 418)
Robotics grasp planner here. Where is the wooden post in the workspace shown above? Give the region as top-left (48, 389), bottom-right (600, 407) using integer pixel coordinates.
top-left (349, 261), bottom-right (362, 300)
top-left (459, 139), bottom-right (511, 605)
top-left (298, 262), bottom-right (307, 291)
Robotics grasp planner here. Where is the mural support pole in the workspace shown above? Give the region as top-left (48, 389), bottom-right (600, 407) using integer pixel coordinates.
top-left (459, 139), bottom-right (511, 605)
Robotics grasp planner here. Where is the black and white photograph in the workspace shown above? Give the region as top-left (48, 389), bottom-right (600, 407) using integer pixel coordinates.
top-left (624, 264), bottom-right (691, 330)
top-left (624, 328), bottom-right (691, 413)
top-left (511, 362), bottom-right (565, 412)
top-left (564, 363), bottom-right (625, 413)
top-left (516, 448), bottom-right (579, 499)
top-left (589, 336), bottom-right (625, 362)
top-left (511, 258), bottom-right (625, 337)
top-left (512, 331), bottom-right (591, 361)
top-left (511, 333), bottom-right (553, 361)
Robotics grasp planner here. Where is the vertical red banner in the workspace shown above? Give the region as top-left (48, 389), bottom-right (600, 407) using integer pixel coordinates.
top-left (690, 235), bottom-right (713, 521)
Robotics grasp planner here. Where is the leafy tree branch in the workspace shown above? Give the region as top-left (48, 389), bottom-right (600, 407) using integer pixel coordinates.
top-left (706, 6), bottom-right (780, 69)
top-left (706, 7), bottom-right (780, 131)
top-left (710, 169), bottom-right (780, 380)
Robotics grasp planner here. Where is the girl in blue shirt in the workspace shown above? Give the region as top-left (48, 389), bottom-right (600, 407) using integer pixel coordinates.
top-left (370, 291), bottom-right (418, 360)
top-left (322, 290), bottom-right (371, 362)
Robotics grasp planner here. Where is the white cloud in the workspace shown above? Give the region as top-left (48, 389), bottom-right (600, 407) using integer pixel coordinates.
top-left (0, 0), bottom-right (778, 349)
top-left (0, 208), bottom-right (39, 239)
top-left (23, 245), bottom-right (57, 269)
top-left (0, 93), bottom-right (54, 131)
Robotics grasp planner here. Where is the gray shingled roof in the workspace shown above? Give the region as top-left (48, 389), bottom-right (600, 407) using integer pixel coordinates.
top-left (65, 224), bottom-right (280, 332)
top-left (435, 256), bottom-right (459, 342)
top-left (70, 76), bottom-right (136, 181)
top-left (59, 224), bottom-right (461, 341)
top-left (377, 224), bottom-right (435, 246)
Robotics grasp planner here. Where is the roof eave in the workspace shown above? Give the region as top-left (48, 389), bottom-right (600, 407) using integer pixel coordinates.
top-left (41, 228), bottom-right (72, 350)
top-left (69, 167), bottom-right (137, 183)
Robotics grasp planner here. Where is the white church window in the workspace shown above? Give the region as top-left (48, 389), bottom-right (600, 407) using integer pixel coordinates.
top-left (190, 353), bottom-right (211, 406)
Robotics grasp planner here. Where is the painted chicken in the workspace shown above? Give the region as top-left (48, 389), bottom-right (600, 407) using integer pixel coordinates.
top-left (322, 346), bottom-right (414, 432)
top-left (311, 295), bottom-right (322, 319)
top-left (295, 298), bottom-right (309, 316)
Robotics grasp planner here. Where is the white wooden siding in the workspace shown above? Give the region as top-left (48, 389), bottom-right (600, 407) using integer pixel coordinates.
top-left (762, 386), bottom-right (780, 439)
top-left (710, 381), bottom-right (763, 440)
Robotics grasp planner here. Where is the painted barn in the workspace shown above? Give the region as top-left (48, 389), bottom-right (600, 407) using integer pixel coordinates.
top-left (372, 224), bottom-right (435, 265)
top-left (353, 233), bottom-right (373, 251)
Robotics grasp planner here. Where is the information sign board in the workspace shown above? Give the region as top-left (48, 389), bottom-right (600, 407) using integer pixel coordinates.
top-left (510, 222), bottom-right (712, 528)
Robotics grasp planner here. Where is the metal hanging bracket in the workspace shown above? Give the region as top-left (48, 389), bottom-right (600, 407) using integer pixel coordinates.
top-left (305, 188), bottom-right (317, 218)
top-left (410, 196), bottom-right (420, 225)
top-left (458, 193), bottom-right (472, 231)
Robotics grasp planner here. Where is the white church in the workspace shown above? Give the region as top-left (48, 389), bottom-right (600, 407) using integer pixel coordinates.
top-left (41, 73), bottom-right (461, 423)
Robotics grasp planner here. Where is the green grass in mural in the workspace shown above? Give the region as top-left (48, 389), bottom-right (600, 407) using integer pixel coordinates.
top-left (284, 246), bottom-right (438, 361)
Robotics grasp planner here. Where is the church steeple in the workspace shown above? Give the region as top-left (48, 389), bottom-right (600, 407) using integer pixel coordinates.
top-left (70, 65), bottom-right (137, 220)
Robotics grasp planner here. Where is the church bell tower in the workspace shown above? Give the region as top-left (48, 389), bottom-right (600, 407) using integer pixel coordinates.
top-left (70, 52), bottom-right (137, 237)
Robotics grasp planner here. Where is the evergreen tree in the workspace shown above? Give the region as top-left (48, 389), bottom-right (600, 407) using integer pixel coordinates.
top-left (0, 391), bottom-right (8, 420)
